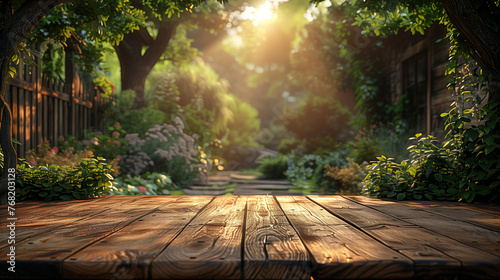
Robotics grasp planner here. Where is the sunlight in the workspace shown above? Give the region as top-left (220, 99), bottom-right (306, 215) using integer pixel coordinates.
top-left (254, 3), bottom-right (274, 23)
top-left (239, 1), bottom-right (278, 25)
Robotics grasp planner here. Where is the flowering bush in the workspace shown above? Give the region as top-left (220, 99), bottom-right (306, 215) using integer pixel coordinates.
top-left (324, 158), bottom-right (366, 194)
top-left (57, 122), bottom-right (129, 175)
top-left (119, 117), bottom-right (203, 187)
top-left (25, 142), bottom-right (94, 167)
top-left (108, 172), bottom-right (185, 195)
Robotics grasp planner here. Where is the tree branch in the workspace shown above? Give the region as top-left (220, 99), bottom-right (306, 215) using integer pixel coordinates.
top-left (142, 18), bottom-right (179, 68)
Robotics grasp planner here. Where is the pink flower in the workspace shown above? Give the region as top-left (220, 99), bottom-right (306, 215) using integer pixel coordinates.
top-left (112, 131), bottom-right (120, 138)
top-left (138, 186), bottom-right (147, 193)
top-left (114, 122), bottom-right (121, 127)
top-left (51, 146), bottom-right (59, 154)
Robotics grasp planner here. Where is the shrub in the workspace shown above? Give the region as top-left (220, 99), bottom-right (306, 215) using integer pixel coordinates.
top-left (108, 172), bottom-right (185, 195)
top-left (285, 154), bottom-right (324, 184)
top-left (102, 89), bottom-right (167, 136)
top-left (16, 157), bottom-right (114, 201)
top-left (119, 117), bottom-right (203, 187)
top-left (363, 134), bottom-right (463, 201)
top-left (25, 142), bottom-right (93, 168)
top-left (349, 123), bottom-right (409, 164)
top-left (56, 122), bottom-right (129, 176)
top-left (285, 151), bottom-right (349, 192)
top-left (324, 158), bottom-right (366, 194)
top-left (257, 154), bottom-right (289, 179)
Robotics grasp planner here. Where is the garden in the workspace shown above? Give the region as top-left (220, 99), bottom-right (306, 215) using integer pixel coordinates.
top-left (2, 0), bottom-right (499, 205)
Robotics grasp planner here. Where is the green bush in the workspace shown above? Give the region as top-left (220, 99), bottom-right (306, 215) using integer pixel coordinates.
top-left (364, 134), bottom-right (463, 201)
top-left (285, 151), bottom-right (349, 192)
top-left (364, 58), bottom-right (500, 203)
top-left (16, 158), bottom-right (114, 201)
top-left (103, 89), bottom-right (167, 136)
top-left (108, 172), bottom-right (185, 195)
top-left (257, 154), bottom-right (289, 179)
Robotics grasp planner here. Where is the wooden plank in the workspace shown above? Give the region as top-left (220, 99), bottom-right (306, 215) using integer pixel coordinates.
top-left (346, 196), bottom-right (500, 257)
top-left (276, 196), bottom-right (413, 280)
top-left (62, 196), bottom-right (213, 280)
top-left (244, 196), bottom-right (310, 280)
top-left (152, 196), bottom-right (246, 280)
top-left (310, 195), bottom-right (499, 279)
top-left (0, 196), bottom-right (170, 279)
top-left (397, 200), bottom-right (500, 231)
top-left (0, 197), bottom-right (131, 248)
top-left (0, 196), bottom-right (113, 221)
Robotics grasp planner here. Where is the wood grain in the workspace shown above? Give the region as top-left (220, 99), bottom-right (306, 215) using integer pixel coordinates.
top-left (244, 196), bottom-right (310, 280)
top-left (310, 195), bottom-right (499, 279)
top-left (152, 196), bottom-right (246, 280)
top-left (397, 199), bottom-right (500, 231)
top-left (62, 196), bottom-right (213, 280)
top-left (0, 196), bottom-right (134, 247)
top-left (346, 196), bottom-right (500, 257)
top-left (276, 196), bottom-right (413, 280)
top-left (2, 195), bottom-right (500, 280)
top-left (0, 195), bottom-right (171, 279)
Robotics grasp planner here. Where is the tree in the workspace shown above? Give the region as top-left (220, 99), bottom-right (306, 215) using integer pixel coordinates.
top-left (30, 0), bottom-right (227, 109)
top-left (114, 1), bottom-right (227, 108)
top-left (0, 0), bottom-right (225, 203)
top-left (0, 0), bottom-right (71, 204)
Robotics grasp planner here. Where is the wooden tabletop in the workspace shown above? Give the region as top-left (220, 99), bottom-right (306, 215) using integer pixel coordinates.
top-left (0, 195), bottom-right (499, 279)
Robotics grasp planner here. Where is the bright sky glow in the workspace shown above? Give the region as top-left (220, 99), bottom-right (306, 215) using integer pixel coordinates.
top-left (304, 0), bottom-right (332, 21)
top-left (238, 1), bottom-right (280, 26)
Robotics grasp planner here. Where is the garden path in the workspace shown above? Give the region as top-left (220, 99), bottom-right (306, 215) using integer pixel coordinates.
top-left (184, 171), bottom-right (303, 196)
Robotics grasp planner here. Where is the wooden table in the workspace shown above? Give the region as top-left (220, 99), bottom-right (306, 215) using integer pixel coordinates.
top-left (1, 195), bottom-right (499, 279)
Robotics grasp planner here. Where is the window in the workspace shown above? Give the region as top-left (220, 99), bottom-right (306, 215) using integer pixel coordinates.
top-left (403, 52), bottom-right (428, 134)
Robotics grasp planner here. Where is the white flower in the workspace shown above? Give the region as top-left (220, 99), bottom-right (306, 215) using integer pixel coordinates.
top-left (173, 116), bottom-right (185, 131)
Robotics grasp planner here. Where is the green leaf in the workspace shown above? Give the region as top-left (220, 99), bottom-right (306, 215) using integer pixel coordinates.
top-left (424, 193), bottom-right (433, 200)
top-left (434, 173), bottom-right (443, 182)
top-left (425, 168), bottom-right (433, 178)
top-left (446, 188), bottom-right (458, 194)
top-left (490, 181), bottom-right (500, 189)
top-left (485, 145), bottom-right (496, 155)
top-left (413, 194), bottom-right (423, 200)
top-left (396, 193), bottom-right (406, 201)
top-left (429, 184), bottom-right (439, 190)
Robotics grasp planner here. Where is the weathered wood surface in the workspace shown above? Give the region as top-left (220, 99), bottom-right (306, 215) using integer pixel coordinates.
top-left (0, 195), bottom-right (499, 280)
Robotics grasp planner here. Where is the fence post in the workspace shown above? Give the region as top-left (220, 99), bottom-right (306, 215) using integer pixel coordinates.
top-left (64, 44), bottom-right (74, 137)
top-left (35, 55), bottom-right (42, 150)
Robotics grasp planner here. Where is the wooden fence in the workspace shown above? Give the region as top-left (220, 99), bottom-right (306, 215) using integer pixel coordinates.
top-left (4, 55), bottom-right (113, 158)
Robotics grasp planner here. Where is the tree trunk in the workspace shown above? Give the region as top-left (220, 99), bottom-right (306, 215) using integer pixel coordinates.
top-left (440, 0), bottom-right (500, 103)
top-left (0, 0), bottom-right (69, 204)
top-left (114, 18), bottom-right (179, 109)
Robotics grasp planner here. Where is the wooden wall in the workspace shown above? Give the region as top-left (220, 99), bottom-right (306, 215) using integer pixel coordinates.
top-left (383, 23), bottom-right (452, 140)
